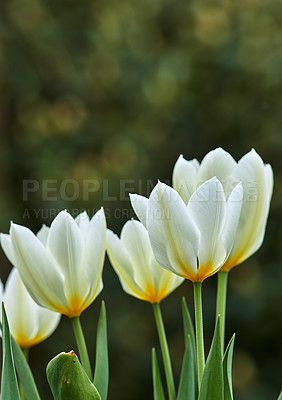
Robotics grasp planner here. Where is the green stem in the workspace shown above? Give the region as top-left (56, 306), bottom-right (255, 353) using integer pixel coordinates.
top-left (152, 302), bottom-right (176, 400)
top-left (193, 282), bottom-right (205, 386)
top-left (19, 348), bottom-right (29, 400)
top-left (216, 270), bottom-right (229, 356)
top-left (71, 316), bottom-right (92, 380)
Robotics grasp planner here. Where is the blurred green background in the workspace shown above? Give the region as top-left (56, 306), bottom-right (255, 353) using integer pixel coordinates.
top-left (0, 0), bottom-right (282, 398)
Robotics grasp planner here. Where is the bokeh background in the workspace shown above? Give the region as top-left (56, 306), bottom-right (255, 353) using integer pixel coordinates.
top-left (0, 0), bottom-right (282, 398)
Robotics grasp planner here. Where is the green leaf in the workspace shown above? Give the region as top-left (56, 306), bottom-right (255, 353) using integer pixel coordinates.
top-left (176, 335), bottom-right (197, 400)
top-left (182, 297), bottom-right (198, 395)
top-left (93, 301), bottom-right (109, 400)
top-left (1, 303), bottom-right (20, 400)
top-left (182, 297), bottom-right (196, 351)
top-left (46, 351), bottom-right (101, 400)
top-left (223, 334), bottom-right (235, 400)
top-left (277, 390), bottom-right (282, 400)
top-left (198, 316), bottom-right (223, 400)
top-left (152, 349), bottom-right (165, 400)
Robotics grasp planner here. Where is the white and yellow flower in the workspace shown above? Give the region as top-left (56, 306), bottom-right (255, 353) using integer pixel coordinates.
top-left (130, 177), bottom-right (243, 282)
top-left (0, 267), bottom-right (61, 348)
top-left (107, 220), bottom-right (184, 302)
top-left (172, 148), bottom-right (273, 270)
top-left (1, 209), bottom-right (106, 317)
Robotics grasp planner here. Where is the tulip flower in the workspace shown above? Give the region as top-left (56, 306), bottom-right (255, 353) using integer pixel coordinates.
top-left (130, 177), bottom-right (243, 384)
top-left (173, 148), bottom-right (273, 354)
top-left (1, 209), bottom-right (107, 379)
top-left (107, 220), bottom-right (184, 303)
top-left (107, 219), bottom-right (184, 400)
top-left (173, 148), bottom-right (273, 271)
top-left (0, 267), bottom-right (61, 349)
top-left (130, 178), bottom-right (243, 283)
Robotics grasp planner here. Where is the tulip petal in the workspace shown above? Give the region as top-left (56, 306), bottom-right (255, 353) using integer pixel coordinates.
top-left (221, 183), bottom-right (243, 256)
top-left (129, 194), bottom-right (149, 228)
top-left (172, 155), bottom-right (198, 204)
top-left (35, 308), bottom-right (61, 344)
top-left (124, 220), bottom-right (184, 301)
top-left (120, 220), bottom-right (155, 290)
top-left (10, 223), bottom-right (66, 312)
top-left (47, 211), bottom-right (89, 307)
top-left (187, 177), bottom-right (227, 279)
top-left (147, 182), bottom-right (200, 280)
top-left (225, 149), bottom-right (270, 267)
top-left (36, 225), bottom-right (49, 246)
top-left (107, 229), bottom-right (145, 299)
top-left (197, 148), bottom-right (237, 193)
top-left (83, 208), bottom-right (106, 306)
top-left (75, 211), bottom-right (90, 237)
top-left (3, 268), bottom-right (37, 342)
top-left (1, 233), bottom-right (17, 266)
top-left (239, 162), bottom-right (273, 259)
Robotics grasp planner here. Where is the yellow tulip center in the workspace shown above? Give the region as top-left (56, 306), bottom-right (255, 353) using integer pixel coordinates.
top-left (16, 333), bottom-right (44, 348)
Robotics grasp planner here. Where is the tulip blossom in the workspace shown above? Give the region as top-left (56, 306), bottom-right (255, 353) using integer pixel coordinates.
top-left (0, 267), bottom-right (61, 348)
top-left (1, 209), bottom-right (106, 318)
top-left (107, 220), bottom-right (184, 303)
top-left (172, 148), bottom-right (273, 270)
top-left (130, 177), bottom-right (243, 282)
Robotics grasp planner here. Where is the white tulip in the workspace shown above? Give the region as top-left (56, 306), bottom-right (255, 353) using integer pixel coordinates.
top-left (1, 209), bottom-right (106, 317)
top-left (107, 220), bottom-right (184, 302)
top-left (172, 148), bottom-right (273, 270)
top-left (130, 178), bottom-right (243, 282)
top-left (0, 268), bottom-right (61, 348)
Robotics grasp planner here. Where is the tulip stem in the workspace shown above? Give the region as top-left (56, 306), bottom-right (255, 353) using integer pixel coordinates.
top-left (152, 302), bottom-right (176, 400)
top-left (216, 270), bottom-right (229, 355)
top-left (193, 282), bottom-right (205, 386)
top-left (19, 348), bottom-right (29, 400)
top-left (71, 316), bottom-right (92, 380)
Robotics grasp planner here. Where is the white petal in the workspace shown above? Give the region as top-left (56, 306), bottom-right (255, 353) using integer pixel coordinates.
top-left (107, 229), bottom-right (144, 299)
top-left (197, 148), bottom-right (237, 193)
top-left (10, 223), bottom-right (66, 312)
top-left (172, 155), bottom-right (198, 204)
top-left (226, 149), bottom-right (271, 266)
top-left (75, 211), bottom-right (90, 238)
top-left (36, 225), bottom-right (49, 246)
top-left (150, 254), bottom-right (184, 298)
top-left (35, 308), bottom-right (61, 342)
top-left (129, 194), bottom-right (149, 228)
top-left (3, 268), bottom-right (37, 340)
top-left (147, 182), bottom-right (200, 279)
top-left (1, 233), bottom-right (17, 265)
top-left (221, 183), bottom-right (243, 255)
top-left (264, 164), bottom-right (274, 203)
top-left (47, 210), bottom-right (89, 304)
top-left (187, 177), bottom-right (227, 275)
top-left (120, 220), bottom-right (155, 290)
top-left (82, 208), bottom-right (106, 306)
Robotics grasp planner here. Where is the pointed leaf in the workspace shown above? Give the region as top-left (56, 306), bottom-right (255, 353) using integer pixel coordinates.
top-left (152, 349), bottom-right (165, 400)
top-left (198, 316), bottom-right (223, 400)
top-left (277, 390), bottom-right (282, 400)
top-left (223, 334), bottom-right (235, 400)
top-left (93, 301), bottom-right (109, 400)
top-left (182, 297), bottom-right (198, 395)
top-left (46, 351), bottom-right (101, 400)
top-left (1, 303), bottom-right (20, 400)
top-left (182, 298), bottom-right (196, 352)
top-left (176, 335), bottom-right (197, 400)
